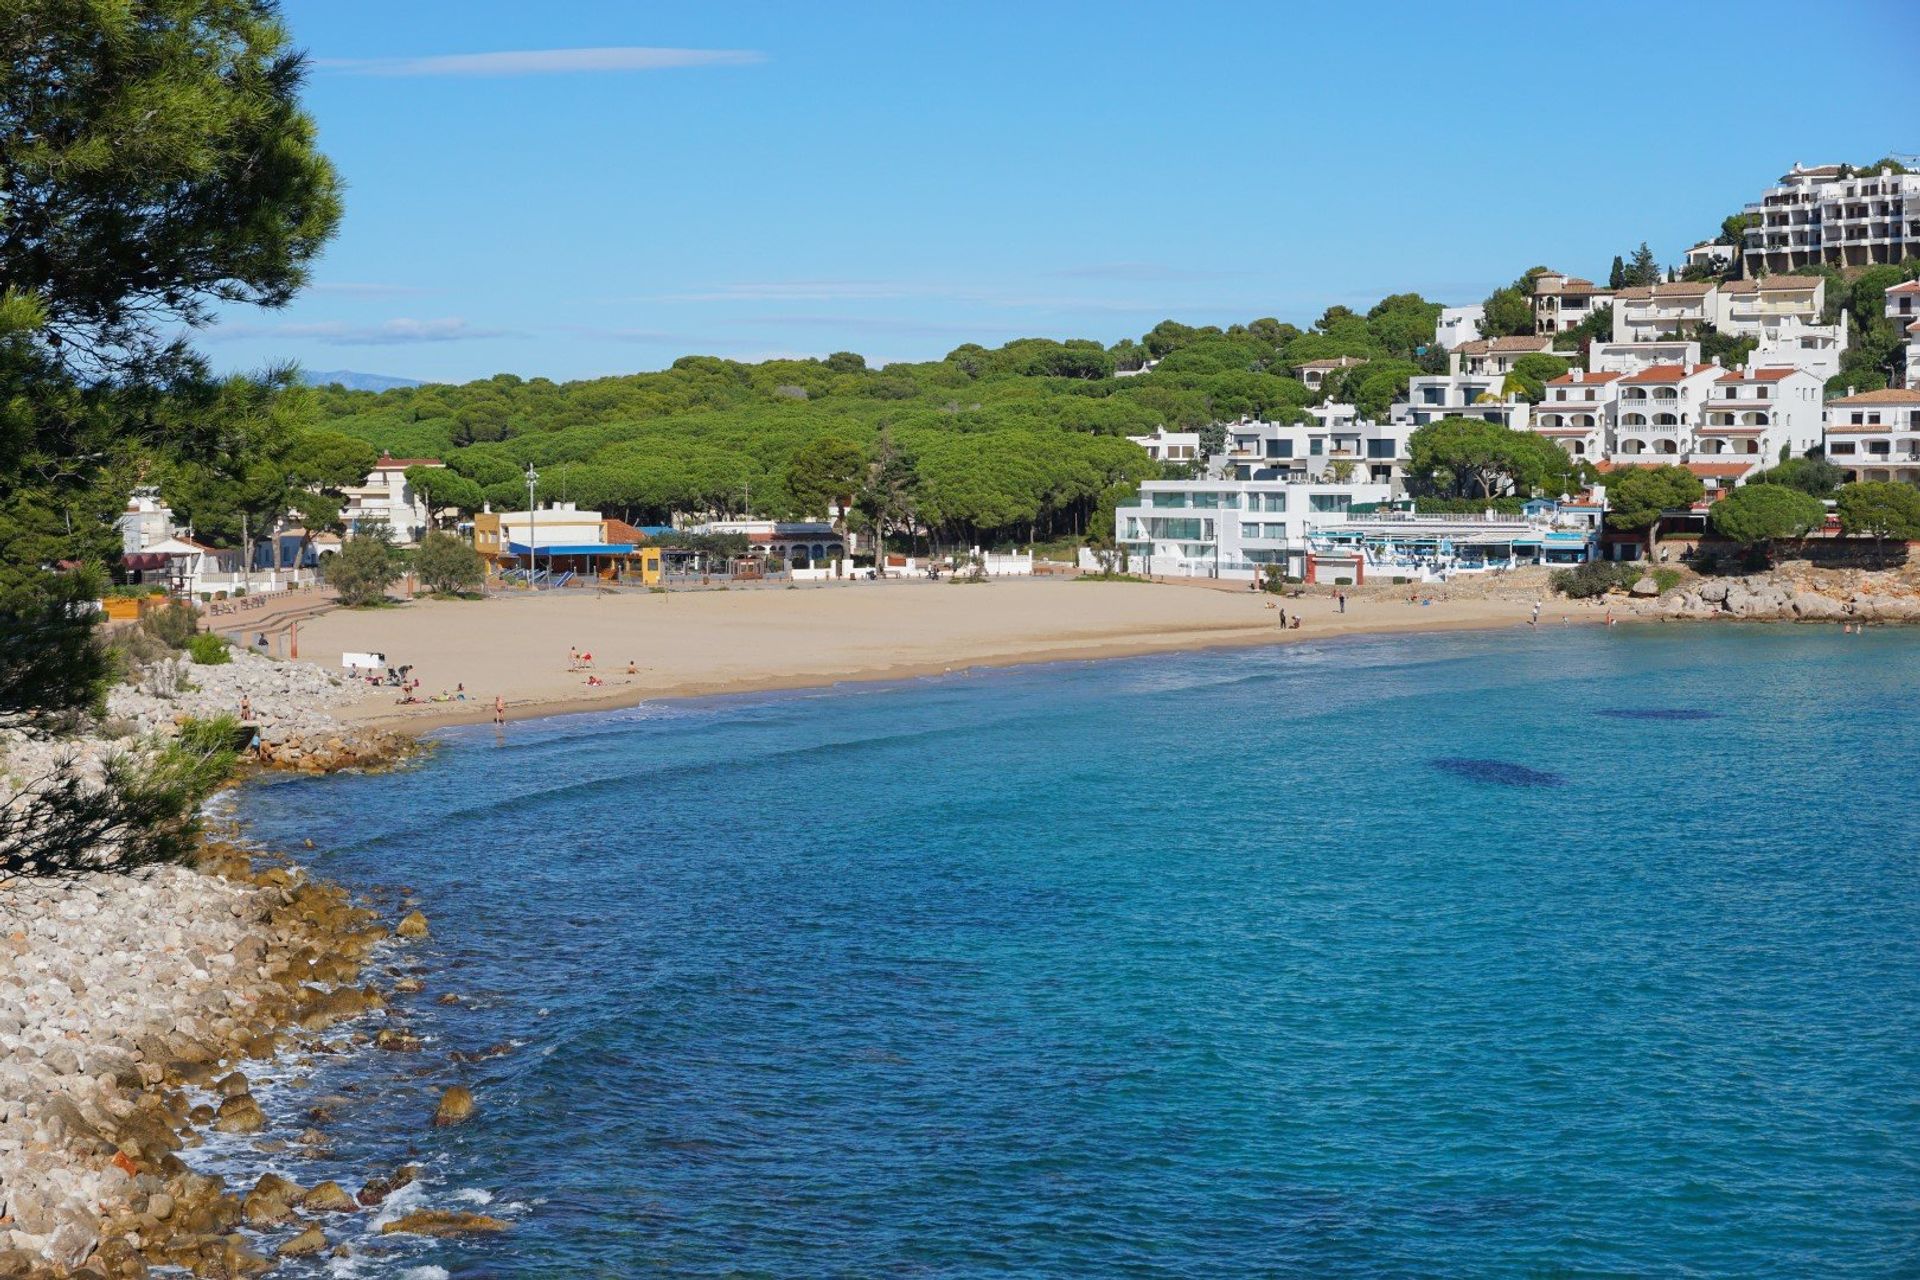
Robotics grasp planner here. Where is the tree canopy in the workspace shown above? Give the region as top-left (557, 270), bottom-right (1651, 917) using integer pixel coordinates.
top-left (1404, 417), bottom-right (1584, 500)
top-left (1605, 466), bottom-right (1704, 539)
top-left (1708, 483), bottom-right (1825, 550)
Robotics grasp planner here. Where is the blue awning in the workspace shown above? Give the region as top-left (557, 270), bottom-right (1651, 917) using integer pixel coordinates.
top-left (506, 542), bottom-right (635, 556)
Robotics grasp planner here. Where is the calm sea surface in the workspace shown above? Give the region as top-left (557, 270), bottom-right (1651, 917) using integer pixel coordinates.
top-left (225, 624), bottom-right (1920, 1277)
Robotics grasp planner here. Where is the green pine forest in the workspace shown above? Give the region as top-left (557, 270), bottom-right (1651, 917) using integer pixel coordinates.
top-left (303, 298), bottom-right (1455, 551)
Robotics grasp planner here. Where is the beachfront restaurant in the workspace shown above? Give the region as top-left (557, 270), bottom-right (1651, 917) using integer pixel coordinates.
top-left (502, 538), bottom-right (660, 586)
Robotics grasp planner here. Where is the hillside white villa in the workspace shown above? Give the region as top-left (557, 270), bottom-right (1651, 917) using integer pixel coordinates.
top-left (1589, 339), bottom-right (1702, 375)
top-left (1434, 304), bottom-right (1483, 350)
top-left (1530, 369), bottom-right (1624, 461)
top-left (1743, 162), bottom-right (1920, 272)
top-left (1530, 272), bottom-right (1613, 336)
top-left (1293, 356), bottom-right (1368, 392)
top-left (1223, 412), bottom-right (1412, 489)
top-left (1715, 275), bottom-right (1825, 338)
top-left (1451, 335), bottom-right (1555, 378)
top-left (1612, 282), bottom-right (1718, 343)
top-left (340, 453), bottom-right (443, 546)
top-left (1127, 427), bottom-right (1202, 464)
top-left (1398, 352), bottom-right (1532, 432)
top-left (1822, 387), bottom-right (1920, 484)
top-left (1889, 280), bottom-right (1920, 388)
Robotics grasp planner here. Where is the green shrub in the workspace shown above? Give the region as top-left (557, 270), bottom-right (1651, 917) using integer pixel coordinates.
top-left (185, 632), bottom-right (230, 665)
top-left (1549, 561), bottom-right (1641, 599)
top-left (413, 530), bottom-right (486, 596)
top-left (177, 714), bottom-right (242, 754)
top-left (140, 602), bottom-right (201, 649)
top-left (1651, 568), bottom-right (1682, 594)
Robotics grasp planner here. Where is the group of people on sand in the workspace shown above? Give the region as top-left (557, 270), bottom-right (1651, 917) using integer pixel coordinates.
top-left (569, 645), bottom-right (640, 688)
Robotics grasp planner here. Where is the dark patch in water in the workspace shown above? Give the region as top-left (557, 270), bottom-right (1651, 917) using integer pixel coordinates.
top-left (1598, 708), bottom-right (1720, 721)
top-left (1429, 757), bottom-right (1566, 788)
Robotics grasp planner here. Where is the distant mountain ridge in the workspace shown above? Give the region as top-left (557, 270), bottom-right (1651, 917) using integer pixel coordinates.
top-left (300, 369), bottom-right (425, 391)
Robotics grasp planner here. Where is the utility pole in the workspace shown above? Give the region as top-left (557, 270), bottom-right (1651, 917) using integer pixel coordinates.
top-left (524, 462), bottom-right (540, 591)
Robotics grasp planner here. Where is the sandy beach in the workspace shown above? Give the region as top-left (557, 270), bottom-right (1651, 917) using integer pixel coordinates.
top-left (290, 576), bottom-right (1547, 731)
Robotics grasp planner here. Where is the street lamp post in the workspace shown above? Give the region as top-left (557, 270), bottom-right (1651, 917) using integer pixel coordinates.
top-left (524, 462), bottom-right (539, 590)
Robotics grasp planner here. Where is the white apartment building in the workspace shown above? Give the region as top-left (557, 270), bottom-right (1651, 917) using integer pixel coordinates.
top-left (1114, 478), bottom-right (1393, 580)
top-left (1712, 274), bottom-right (1823, 339)
top-left (1822, 387), bottom-right (1920, 484)
top-left (1222, 409), bottom-right (1413, 489)
top-left (1888, 280), bottom-right (1920, 389)
top-left (1451, 335), bottom-right (1556, 378)
top-left (1611, 362), bottom-right (1726, 463)
top-left (1293, 356), bottom-right (1367, 392)
top-left (1398, 351), bottom-right (1533, 432)
top-left (1530, 272), bottom-right (1613, 336)
top-left (1750, 316), bottom-right (1848, 382)
top-left (1127, 427), bottom-right (1202, 464)
top-left (341, 453), bottom-right (444, 546)
top-left (1685, 240), bottom-right (1737, 272)
top-left (1589, 338), bottom-right (1702, 375)
top-left (1435, 304), bottom-right (1484, 350)
top-left (1531, 369), bottom-right (1625, 462)
top-left (1697, 365), bottom-right (1825, 463)
top-left (1743, 162), bottom-right (1920, 272)
top-left (1612, 281), bottom-right (1717, 342)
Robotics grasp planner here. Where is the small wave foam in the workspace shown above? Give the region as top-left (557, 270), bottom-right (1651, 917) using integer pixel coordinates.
top-left (452, 1187), bottom-right (494, 1205)
top-left (401, 1269), bottom-right (451, 1280)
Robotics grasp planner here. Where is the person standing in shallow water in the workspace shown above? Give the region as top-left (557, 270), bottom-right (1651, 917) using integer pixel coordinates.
top-left (493, 694), bottom-right (505, 725)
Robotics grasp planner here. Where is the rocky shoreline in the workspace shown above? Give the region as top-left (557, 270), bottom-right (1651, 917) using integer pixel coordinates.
top-left (0, 648), bottom-right (470, 1277)
top-left (1644, 565), bottom-right (1920, 623)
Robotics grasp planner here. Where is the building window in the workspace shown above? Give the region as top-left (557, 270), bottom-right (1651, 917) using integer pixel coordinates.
top-left (1150, 492), bottom-right (1188, 508)
top-left (1367, 439), bottom-right (1395, 459)
top-left (1308, 494), bottom-right (1350, 514)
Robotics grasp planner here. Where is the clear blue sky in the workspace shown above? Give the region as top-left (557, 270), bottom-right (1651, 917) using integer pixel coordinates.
top-left (210, 0), bottom-right (1920, 384)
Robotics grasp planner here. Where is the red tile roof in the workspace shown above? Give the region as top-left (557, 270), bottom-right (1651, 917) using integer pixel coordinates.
top-left (1452, 336), bottom-right (1554, 355)
top-left (1828, 388), bottom-right (1920, 406)
top-left (1720, 275), bottom-right (1822, 295)
top-left (1884, 280), bottom-right (1920, 294)
top-left (1716, 366), bottom-right (1800, 382)
top-left (1545, 370), bottom-right (1624, 386)
top-left (1619, 363), bottom-right (1717, 385)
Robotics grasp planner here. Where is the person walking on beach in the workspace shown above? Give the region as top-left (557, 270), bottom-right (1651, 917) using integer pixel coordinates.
top-left (493, 694), bottom-right (505, 725)
top-left (1278, 607), bottom-right (1287, 629)
top-left (1336, 590), bottom-right (1346, 614)
top-left (1530, 599), bottom-right (1541, 628)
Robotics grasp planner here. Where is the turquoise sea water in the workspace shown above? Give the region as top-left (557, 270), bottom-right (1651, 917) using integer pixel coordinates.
top-left (228, 625), bottom-right (1920, 1276)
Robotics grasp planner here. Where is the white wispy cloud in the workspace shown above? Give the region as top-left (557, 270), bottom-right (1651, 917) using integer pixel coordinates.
top-left (318, 47), bottom-right (766, 77)
top-left (212, 317), bottom-right (515, 346)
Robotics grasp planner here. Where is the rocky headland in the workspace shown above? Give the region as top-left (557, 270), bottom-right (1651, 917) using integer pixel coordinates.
top-left (1644, 563), bottom-right (1920, 623)
top-left (0, 648), bottom-right (438, 1277)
